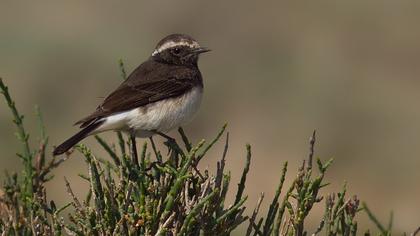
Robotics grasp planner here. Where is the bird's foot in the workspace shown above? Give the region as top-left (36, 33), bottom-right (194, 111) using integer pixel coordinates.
top-left (152, 131), bottom-right (178, 156)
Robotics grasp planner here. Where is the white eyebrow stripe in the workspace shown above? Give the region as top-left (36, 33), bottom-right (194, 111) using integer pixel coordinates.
top-left (152, 40), bottom-right (200, 56)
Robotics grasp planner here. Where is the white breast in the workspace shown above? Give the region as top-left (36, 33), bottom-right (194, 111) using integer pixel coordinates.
top-left (98, 86), bottom-right (203, 137)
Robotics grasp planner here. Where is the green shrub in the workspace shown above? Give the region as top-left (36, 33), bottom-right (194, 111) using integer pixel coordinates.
top-left (0, 65), bottom-right (416, 235)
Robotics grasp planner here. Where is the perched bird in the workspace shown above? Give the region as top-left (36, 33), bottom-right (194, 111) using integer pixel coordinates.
top-left (53, 34), bottom-right (209, 156)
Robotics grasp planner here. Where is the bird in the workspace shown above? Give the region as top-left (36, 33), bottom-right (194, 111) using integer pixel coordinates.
top-left (53, 34), bottom-right (210, 156)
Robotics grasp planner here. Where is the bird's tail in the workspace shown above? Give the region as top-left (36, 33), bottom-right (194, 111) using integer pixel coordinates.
top-left (53, 120), bottom-right (104, 156)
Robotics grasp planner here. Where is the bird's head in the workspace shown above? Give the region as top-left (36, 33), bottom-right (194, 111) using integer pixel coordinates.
top-left (152, 34), bottom-right (210, 66)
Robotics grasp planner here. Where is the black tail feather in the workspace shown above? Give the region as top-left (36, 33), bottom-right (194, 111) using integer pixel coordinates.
top-left (53, 120), bottom-right (103, 156)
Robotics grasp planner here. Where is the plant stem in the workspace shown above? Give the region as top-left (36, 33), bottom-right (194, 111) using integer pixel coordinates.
top-left (130, 132), bottom-right (139, 168)
top-left (0, 78), bottom-right (33, 196)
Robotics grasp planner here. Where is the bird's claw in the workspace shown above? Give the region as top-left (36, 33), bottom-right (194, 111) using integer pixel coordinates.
top-left (164, 137), bottom-right (176, 155)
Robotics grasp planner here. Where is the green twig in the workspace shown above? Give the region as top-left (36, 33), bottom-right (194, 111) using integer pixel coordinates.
top-left (0, 78), bottom-right (33, 196)
top-left (362, 202), bottom-right (388, 235)
top-left (161, 140), bottom-right (205, 221)
top-left (196, 124), bottom-right (227, 162)
top-left (118, 59), bottom-right (128, 80)
top-left (272, 161), bottom-right (289, 235)
top-left (234, 144), bottom-right (251, 205)
top-left (95, 135), bottom-right (121, 166)
top-left (178, 190), bottom-right (218, 235)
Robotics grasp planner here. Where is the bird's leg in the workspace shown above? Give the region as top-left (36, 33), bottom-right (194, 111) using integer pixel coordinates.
top-left (146, 137), bottom-right (163, 178)
top-left (152, 131), bottom-right (181, 165)
top-left (149, 137), bottom-right (163, 164)
top-left (130, 131), bottom-right (139, 168)
top-left (152, 131), bottom-right (177, 151)
top-left (154, 131), bottom-right (176, 143)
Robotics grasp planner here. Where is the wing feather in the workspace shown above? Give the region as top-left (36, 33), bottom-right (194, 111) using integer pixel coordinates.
top-left (76, 60), bottom-right (202, 128)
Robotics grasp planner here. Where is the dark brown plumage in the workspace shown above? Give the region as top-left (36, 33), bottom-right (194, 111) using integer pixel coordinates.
top-left (75, 60), bottom-right (203, 128)
top-left (53, 34), bottom-right (209, 156)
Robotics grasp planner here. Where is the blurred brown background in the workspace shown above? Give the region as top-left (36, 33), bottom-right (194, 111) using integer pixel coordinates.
top-left (1, 0), bottom-right (420, 233)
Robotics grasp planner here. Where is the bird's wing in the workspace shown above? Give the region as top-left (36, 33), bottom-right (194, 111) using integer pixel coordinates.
top-left (76, 60), bottom-right (202, 128)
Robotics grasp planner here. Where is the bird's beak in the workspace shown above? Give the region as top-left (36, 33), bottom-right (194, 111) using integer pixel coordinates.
top-left (194, 47), bottom-right (211, 54)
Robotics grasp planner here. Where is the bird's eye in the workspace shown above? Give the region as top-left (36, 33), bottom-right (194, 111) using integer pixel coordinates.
top-left (172, 48), bottom-right (181, 55)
